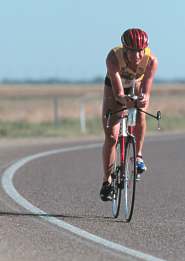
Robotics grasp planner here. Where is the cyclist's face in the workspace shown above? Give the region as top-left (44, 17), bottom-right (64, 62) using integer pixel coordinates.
top-left (126, 49), bottom-right (145, 66)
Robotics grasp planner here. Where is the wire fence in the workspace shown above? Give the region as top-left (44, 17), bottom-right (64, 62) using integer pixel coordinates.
top-left (0, 84), bottom-right (184, 137)
top-left (0, 95), bottom-right (103, 133)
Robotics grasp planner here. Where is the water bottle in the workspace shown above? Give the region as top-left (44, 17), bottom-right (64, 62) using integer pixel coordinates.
top-left (127, 107), bottom-right (137, 126)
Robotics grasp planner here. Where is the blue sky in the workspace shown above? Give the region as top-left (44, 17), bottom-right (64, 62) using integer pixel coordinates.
top-left (0, 0), bottom-right (185, 81)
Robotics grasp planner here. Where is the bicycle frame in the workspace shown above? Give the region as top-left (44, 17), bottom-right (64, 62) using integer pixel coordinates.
top-left (108, 104), bottom-right (161, 220)
top-left (111, 111), bottom-right (137, 221)
top-left (119, 114), bottom-right (136, 159)
top-left (119, 117), bottom-right (127, 162)
top-left (105, 82), bottom-right (161, 219)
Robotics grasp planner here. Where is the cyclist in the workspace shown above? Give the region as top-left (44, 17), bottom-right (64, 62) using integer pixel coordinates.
top-left (100, 28), bottom-right (158, 201)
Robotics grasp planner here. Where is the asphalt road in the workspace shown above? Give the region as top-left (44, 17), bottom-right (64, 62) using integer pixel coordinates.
top-left (0, 133), bottom-right (185, 261)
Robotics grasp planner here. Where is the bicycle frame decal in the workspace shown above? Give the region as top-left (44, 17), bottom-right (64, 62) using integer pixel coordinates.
top-left (128, 126), bottom-right (134, 135)
top-left (119, 117), bottom-right (127, 162)
top-left (120, 136), bottom-right (125, 162)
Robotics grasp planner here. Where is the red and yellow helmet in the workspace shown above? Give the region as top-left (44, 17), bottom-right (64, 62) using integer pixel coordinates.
top-left (121, 28), bottom-right (149, 51)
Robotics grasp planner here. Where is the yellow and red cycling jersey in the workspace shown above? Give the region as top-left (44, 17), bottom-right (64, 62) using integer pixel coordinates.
top-left (106, 45), bottom-right (151, 87)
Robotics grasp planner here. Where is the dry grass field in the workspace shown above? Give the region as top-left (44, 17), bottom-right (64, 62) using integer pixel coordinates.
top-left (0, 84), bottom-right (103, 123)
top-left (0, 83), bottom-right (184, 137)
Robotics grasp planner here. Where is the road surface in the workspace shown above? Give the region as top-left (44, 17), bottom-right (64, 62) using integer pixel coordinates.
top-left (0, 133), bottom-right (185, 261)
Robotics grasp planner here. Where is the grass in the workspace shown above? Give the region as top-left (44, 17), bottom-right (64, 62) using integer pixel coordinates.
top-left (0, 83), bottom-right (184, 138)
top-left (147, 115), bottom-right (185, 132)
top-left (0, 114), bottom-right (184, 138)
top-left (0, 118), bottom-right (103, 138)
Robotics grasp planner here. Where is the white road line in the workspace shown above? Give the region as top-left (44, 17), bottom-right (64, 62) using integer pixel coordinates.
top-left (1, 143), bottom-right (167, 261)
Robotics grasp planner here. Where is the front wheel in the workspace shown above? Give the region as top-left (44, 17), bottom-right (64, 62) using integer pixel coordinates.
top-left (112, 140), bottom-right (122, 218)
top-left (122, 135), bottom-right (136, 222)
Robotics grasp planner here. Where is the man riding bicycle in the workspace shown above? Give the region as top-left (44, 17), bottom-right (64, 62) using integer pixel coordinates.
top-left (100, 28), bottom-right (158, 201)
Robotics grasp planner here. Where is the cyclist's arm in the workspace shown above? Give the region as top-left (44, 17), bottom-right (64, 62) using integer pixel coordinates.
top-left (139, 55), bottom-right (158, 108)
top-left (106, 50), bottom-right (127, 106)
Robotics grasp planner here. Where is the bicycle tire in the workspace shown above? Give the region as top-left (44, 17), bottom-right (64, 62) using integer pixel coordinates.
top-left (122, 135), bottom-right (136, 222)
top-left (112, 139), bottom-right (123, 218)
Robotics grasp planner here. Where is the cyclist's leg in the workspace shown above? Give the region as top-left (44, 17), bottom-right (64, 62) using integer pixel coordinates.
top-left (135, 110), bottom-right (146, 157)
top-left (134, 82), bottom-right (148, 157)
top-left (102, 120), bottom-right (120, 184)
top-left (134, 82), bottom-right (148, 173)
top-left (101, 86), bottom-right (121, 184)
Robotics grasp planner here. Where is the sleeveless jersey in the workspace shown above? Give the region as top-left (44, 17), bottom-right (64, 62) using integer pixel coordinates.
top-left (107, 45), bottom-right (151, 88)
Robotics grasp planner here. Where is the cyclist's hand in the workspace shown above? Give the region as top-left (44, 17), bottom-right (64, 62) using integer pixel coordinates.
top-left (137, 94), bottom-right (149, 108)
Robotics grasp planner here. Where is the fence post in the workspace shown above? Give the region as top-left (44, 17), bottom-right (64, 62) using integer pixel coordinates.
top-left (53, 96), bottom-right (60, 126)
top-left (80, 101), bottom-right (86, 133)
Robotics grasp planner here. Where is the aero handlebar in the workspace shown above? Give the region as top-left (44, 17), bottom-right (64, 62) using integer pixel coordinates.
top-left (105, 96), bottom-right (161, 130)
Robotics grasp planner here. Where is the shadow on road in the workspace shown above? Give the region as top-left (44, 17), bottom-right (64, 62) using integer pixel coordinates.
top-left (0, 211), bottom-right (125, 222)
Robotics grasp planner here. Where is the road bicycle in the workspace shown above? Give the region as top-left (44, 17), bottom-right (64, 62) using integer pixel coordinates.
top-left (106, 93), bottom-right (161, 222)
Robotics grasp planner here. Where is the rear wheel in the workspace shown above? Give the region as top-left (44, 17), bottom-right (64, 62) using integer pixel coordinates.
top-left (112, 140), bottom-right (123, 218)
top-left (122, 135), bottom-right (136, 222)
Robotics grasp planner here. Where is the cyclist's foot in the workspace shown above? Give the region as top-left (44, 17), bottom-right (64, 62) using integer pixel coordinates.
top-left (100, 181), bottom-right (112, 201)
top-left (136, 156), bottom-right (147, 180)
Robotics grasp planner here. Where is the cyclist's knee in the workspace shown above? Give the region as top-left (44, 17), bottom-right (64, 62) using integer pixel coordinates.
top-left (137, 111), bottom-right (146, 125)
top-left (105, 134), bottom-right (118, 147)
